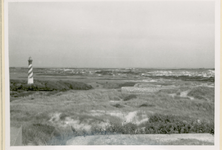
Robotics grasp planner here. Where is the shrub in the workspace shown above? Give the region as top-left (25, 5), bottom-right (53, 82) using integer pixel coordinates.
top-left (145, 114), bottom-right (214, 134)
top-left (139, 103), bottom-right (155, 107)
top-left (111, 103), bottom-right (124, 108)
top-left (123, 94), bottom-right (137, 101)
top-left (119, 82), bottom-right (136, 88)
top-left (10, 80), bottom-right (93, 92)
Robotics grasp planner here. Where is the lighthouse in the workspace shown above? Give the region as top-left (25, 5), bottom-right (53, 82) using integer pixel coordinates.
top-left (28, 57), bottom-right (34, 84)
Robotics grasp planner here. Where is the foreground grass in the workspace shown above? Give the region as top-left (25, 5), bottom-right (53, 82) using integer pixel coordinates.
top-left (20, 113), bottom-right (213, 145)
top-left (10, 86), bottom-right (214, 145)
top-left (10, 76), bottom-right (215, 145)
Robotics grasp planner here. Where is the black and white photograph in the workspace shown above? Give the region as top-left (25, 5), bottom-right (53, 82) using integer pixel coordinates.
top-left (3, 0), bottom-right (221, 149)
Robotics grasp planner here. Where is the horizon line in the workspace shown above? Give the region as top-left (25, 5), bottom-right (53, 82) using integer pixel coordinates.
top-left (9, 66), bottom-right (215, 69)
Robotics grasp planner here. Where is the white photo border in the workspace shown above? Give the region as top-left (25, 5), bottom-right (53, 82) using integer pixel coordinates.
top-left (3, 0), bottom-right (221, 150)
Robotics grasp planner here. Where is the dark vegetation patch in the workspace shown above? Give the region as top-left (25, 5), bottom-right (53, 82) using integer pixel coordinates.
top-left (188, 86), bottom-right (214, 101)
top-left (100, 82), bottom-right (136, 89)
top-left (95, 70), bottom-right (113, 75)
top-left (123, 94), bottom-right (137, 101)
top-left (119, 82), bottom-right (136, 88)
top-left (116, 71), bottom-right (140, 75)
top-left (111, 103), bottom-right (124, 108)
top-left (139, 103), bottom-right (155, 107)
top-left (146, 82), bottom-right (173, 86)
top-left (104, 114), bottom-right (214, 135)
top-left (145, 114), bottom-right (214, 134)
top-left (10, 79), bottom-right (92, 91)
top-left (38, 73), bottom-right (84, 76)
top-left (59, 113), bottom-right (69, 121)
top-left (10, 79), bottom-right (93, 99)
top-left (150, 76), bottom-right (214, 82)
top-left (95, 70), bottom-right (140, 76)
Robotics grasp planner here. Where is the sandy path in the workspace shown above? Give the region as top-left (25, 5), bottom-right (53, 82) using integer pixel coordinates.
top-left (66, 134), bottom-right (214, 145)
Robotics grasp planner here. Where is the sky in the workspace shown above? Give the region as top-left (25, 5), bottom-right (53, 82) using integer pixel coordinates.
top-left (8, 1), bottom-right (215, 68)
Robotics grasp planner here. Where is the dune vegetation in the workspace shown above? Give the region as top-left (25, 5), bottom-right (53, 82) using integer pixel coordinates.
top-left (10, 81), bottom-right (214, 145)
top-left (10, 67), bottom-right (215, 145)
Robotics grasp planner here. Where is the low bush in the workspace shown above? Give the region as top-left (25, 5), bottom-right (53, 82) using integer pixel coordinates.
top-left (111, 103), bottom-right (124, 108)
top-left (119, 82), bottom-right (136, 88)
top-left (145, 114), bottom-right (214, 134)
top-left (103, 114), bottom-right (214, 135)
top-left (150, 76), bottom-right (214, 82)
top-left (123, 94), bottom-right (137, 101)
top-left (139, 103), bottom-right (155, 107)
top-left (10, 80), bottom-right (93, 92)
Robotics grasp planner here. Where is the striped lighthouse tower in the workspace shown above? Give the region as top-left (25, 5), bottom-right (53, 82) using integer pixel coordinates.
top-left (28, 57), bottom-right (34, 84)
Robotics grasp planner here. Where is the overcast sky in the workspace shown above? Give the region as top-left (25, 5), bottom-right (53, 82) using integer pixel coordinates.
top-left (8, 1), bottom-right (215, 68)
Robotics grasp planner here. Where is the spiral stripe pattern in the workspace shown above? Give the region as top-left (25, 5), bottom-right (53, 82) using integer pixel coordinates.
top-left (28, 58), bottom-right (33, 84)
